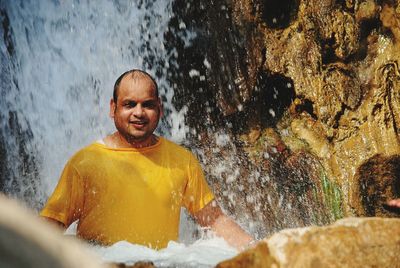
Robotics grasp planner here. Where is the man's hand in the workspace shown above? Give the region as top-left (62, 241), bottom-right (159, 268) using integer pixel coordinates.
top-left (387, 199), bottom-right (400, 208)
top-left (193, 200), bottom-right (254, 251)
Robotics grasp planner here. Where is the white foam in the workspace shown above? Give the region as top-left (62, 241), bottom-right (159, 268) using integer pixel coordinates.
top-left (92, 238), bottom-right (237, 268)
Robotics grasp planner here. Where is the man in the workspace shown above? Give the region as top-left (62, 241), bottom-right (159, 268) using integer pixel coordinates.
top-left (40, 69), bottom-right (253, 250)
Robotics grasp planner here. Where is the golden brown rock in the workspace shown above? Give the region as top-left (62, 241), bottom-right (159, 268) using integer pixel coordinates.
top-left (231, 0), bottom-right (400, 215)
top-left (216, 242), bottom-right (278, 268)
top-left (169, 0), bottom-right (400, 234)
top-left (355, 0), bottom-right (379, 21)
top-left (217, 217), bottom-right (400, 268)
top-left (381, 4), bottom-right (400, 42)
top-left (350, 154), bottom-right (400, 217)
top-left (291, 114), bottom-right (331, 159)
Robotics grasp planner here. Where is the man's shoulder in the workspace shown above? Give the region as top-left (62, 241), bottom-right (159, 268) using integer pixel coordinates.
top-left (68, 142), bottom-right (105, 163)
top-left (160, 137), bottom-right (196, 159)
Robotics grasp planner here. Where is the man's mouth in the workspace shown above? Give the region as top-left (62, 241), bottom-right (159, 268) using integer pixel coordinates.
top-left (130, 121), bottom-right (147, 128)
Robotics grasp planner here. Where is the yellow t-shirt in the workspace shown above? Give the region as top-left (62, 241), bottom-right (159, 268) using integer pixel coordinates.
top-left (40, 137), bottom-right (214, 249)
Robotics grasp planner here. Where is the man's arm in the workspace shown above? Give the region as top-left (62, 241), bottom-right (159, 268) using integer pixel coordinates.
top-left (193, 199), bottom-right (254, 250)
top-left (387, 199), bottom-right (400, 207)
top-left (41, 216), bottom-right (67, 230)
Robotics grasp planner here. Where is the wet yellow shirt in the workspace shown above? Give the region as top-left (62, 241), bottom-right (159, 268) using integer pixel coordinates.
top-left (40, 137), bottom-right (214, 249)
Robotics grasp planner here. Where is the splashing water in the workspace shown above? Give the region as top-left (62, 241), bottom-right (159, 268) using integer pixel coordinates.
top-left (64, 217), bottom-right (237, 266)
top-left (0, 0), bottom-right (341, 265)
top-left (92, 238), bottom-right (237, 268)
top-left (1, 0), bottom-right (185, 205)
top-left (0, 0), bottom-right (234, 265)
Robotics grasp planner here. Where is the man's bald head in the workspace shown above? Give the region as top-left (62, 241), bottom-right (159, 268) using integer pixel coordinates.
top-left (113, 69), bottom-right (159, 102)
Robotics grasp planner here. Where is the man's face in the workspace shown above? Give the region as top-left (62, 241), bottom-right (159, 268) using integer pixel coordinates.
top-left (110, 75), bottom-right (162, 144)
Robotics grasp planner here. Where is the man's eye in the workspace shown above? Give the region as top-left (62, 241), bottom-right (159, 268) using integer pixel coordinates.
top-left (143, 102), bottom-right (157, 108)
top-left (125, 102), bottom-right (137, 108)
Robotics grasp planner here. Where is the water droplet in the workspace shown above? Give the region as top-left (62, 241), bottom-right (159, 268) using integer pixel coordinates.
top-left (268, 109), bottom-right (275, 117)
top-left (203, 58), bottom-right (211, 69)
top-left (189, 69), bottom-right (200, 77)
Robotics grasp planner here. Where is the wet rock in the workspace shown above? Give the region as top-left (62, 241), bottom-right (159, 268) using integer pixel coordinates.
top-left (258, 0), bottom-right (300, 29)
top-left (216, 242), bottom-right (277, 268)
top-left (290, 114), bottom-right (331, 158)
top-left (355, 0), bottom-right (379, 22)
top-left (380, 4), bottom-right (400, 42)
top-left (217, 217), bottom-right (400, 268)
top-left (320, 63), bottom-right (362, 127)
top-left (199, 125), bottom-right (339, 238)
top-left (167, 0), bottom-right (400, 235)
top-left (350, 154), bottom-right (400, 217)
top-left (247, 0), bottom-right (400, 215)
top-left (166, 0), bottom-right (264, 120)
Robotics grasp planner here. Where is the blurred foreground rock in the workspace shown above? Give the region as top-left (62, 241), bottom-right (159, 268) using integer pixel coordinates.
top-left (217, 217), bottom-right (400, 268)
top-left (0, 194), bottom-right (107, 268)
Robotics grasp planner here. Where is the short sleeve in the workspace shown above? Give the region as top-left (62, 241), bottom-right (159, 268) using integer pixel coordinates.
top-left (40, 160), bottom-right (84, 227)
top-left (182, 153), bottom-right (214, 215)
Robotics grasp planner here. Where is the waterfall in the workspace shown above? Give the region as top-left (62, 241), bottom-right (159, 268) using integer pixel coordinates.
top-left (0, 0), bottom-right (188, 209)
top-left (0, 1), bottom-right (342, 265)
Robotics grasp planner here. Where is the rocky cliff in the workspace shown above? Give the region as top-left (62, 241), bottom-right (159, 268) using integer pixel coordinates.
top-left (167, 0), bottom-right (400, 235)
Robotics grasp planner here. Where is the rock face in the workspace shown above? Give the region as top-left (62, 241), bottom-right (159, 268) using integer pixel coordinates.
top-left (167, 0), bottom-right (400, 235)
top-left (351, 154), bottom-right (400, 217)
top-left (217, 217), bottom-right (400, 268)
top-left (231, 0), bottom-right (400, 217)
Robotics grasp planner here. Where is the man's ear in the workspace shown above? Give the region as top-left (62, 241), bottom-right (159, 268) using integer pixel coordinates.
top-left (109, 99), bottom-right (116, 118)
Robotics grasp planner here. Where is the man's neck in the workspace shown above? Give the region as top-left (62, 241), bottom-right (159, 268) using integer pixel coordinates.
top-left (103, 132), bottom-right (158, 149)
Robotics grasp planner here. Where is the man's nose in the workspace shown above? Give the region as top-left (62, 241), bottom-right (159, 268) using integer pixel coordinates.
top-left (132, 104), bottom-right (144, 116)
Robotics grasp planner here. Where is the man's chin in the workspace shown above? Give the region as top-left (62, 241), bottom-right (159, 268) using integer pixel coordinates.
top-left (126, 133), bottom-right (152, 143)
top-left (118, 127), bottom-right (156, 144)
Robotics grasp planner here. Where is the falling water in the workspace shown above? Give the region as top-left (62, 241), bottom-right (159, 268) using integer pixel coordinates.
top-left (0, 0), bottom-right (235, 266)
top-left (0, 0), bottom-right (186, 206)
top-left (0, 0), bottom-right (344, 266)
